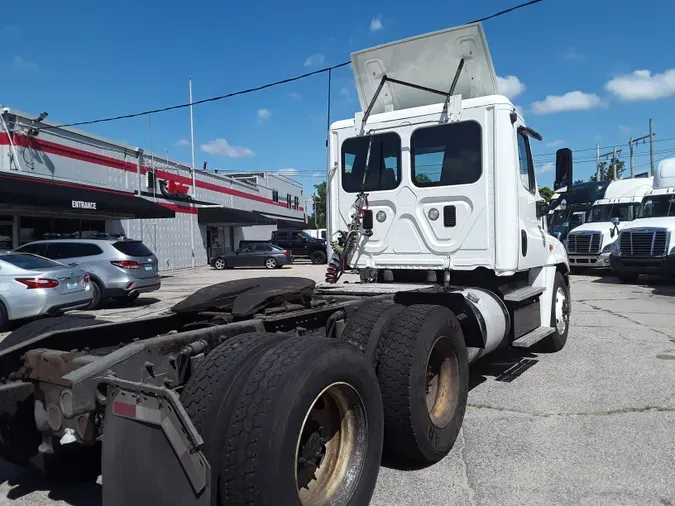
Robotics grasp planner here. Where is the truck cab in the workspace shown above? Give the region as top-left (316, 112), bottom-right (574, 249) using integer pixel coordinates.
top-left (326, 23), bottom-right (572, 350)
top-left (610, 158), bottom-right (675, 281)
top-left (566, 177), bottom-right (653, 269)
top-left (547, 181), bottom-right (610, 243)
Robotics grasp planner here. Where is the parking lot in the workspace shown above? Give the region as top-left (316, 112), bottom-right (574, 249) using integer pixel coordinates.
top-left (0, 264), bottom-right (674, 505)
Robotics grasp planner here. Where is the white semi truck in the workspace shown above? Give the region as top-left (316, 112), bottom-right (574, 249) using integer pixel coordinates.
top-left (565, 177), bottom-right (653, 270)
top-left (610, 158), bottom-right (675, 282)
top-left (0, 22), bottom-right (573, 506)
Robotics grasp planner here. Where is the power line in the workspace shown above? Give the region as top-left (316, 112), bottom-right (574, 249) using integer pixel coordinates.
top-left (532, 136), bottom-right (675, 159)
top-left (37, 0), bottom-right (545, 131)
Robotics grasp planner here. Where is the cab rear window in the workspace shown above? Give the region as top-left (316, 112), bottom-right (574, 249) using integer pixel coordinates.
top-left (342, 132), bottom-right (401, 193)
top-left (411, 121), bottom-right (482, 187)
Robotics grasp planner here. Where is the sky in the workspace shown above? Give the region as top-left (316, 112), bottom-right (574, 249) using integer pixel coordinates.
top-left (2, 0), bottom-right (675, 201)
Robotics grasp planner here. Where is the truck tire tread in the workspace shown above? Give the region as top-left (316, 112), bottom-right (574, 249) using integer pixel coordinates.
top-left (378, 304), bottom-right (469, 464)
top-left (340, 300), bottom-right (402, 367)
top-left (222, 337), bottom-right (383, 505)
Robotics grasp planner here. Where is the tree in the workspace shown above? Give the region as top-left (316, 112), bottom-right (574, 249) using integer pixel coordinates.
top-left (574, 179), bottom-right (585, 185)
top-left (416, 174), bottom-right (432, 183)
top-left (538, 186), bottom-right (554, 202)
top-left (589, 158), bottom-right (625, 182)
top-left (308, 181), bottom-right (326, 228)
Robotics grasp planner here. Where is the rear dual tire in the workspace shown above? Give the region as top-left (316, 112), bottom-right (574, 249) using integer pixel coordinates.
top-left (341, 302), bottom-right (469, 465)
top-left (182, 333), bottom-right (383, 506)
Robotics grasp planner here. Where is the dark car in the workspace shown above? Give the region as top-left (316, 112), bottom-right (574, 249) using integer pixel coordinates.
top-left (271, 230), bottom-right (327, 264)
top-left (210, 243), bottom-right (292, 270)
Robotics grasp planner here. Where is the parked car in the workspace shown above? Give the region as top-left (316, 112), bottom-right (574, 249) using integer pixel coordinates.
top-left (14, 236), bottom-right (160, 309)
top-left (0, 251), bottom-right (93, 330)
top-left (270, 230), bottom-right (328, 264)
top-left (210, 242), bottom-right (292, 270)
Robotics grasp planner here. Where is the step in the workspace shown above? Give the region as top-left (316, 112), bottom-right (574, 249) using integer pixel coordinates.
top-left (503, 285), bottom-right (545, 303)
top-left (511, 327), bottom-right (555, 348)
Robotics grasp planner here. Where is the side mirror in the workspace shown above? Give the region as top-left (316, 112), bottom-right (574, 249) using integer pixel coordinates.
top-left (536, 201), bottom-right (549, 218)
top-left (554, 148), bottom-right (573, 191)
top-left (610, 217), bottom-right (620, 226)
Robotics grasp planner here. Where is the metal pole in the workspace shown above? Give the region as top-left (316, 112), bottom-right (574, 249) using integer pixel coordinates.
top-left (629, 138), bottom-right (634, 178)
top-left (649, 118), bottom-right (654, 176)
top-left (189, 76), bottom-right (196, 268)
top-left (612, 147), bottom-right (617, 181)
top-left (596, 144), bottom-right (600, 180)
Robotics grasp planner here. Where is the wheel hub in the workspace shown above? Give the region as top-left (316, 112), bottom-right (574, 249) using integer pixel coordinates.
top-left (298, 424), bottom-right (326, 471)
top-left (295, 382), bottom-right (368, 506)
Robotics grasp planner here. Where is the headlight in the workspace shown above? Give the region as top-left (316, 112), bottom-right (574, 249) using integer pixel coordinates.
top-left (670, 246), bottom-right (675, 256)
top-left (602, 242), bottom-right (614, 253)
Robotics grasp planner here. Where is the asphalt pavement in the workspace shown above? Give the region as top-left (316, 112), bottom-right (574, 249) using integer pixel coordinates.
top-left (0, 265), bottom-right (674, 506)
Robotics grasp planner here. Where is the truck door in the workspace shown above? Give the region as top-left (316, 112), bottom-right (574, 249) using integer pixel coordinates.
top-left (516, 129), bottom-right (548, 270)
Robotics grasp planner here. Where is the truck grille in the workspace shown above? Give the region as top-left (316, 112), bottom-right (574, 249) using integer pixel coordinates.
top-left (567, 232), bottom-right (601, 254)
top-left (619, 229), bottom-right (668, 257)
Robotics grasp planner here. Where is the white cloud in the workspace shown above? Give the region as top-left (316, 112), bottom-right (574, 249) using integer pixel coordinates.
top-left (12, 56), bottom-right (37, 71)
top-left (618, 125), bottom-right (631, 133)
top-left (370, 16), bottom-right (383, 32)
top-left (201, 139), bottom-right (254, 158)
top-left (289, 92), bottom-right (301, 100)
top-left (339, 86), bottom-right (352, 101)
top-left (561, 47), bottom-right (584, 61)
top-left (537, 162), bottom-right (554, 174)
top-left (277, 168), bottom-right (299, 177)
top-left (257, 108), bottom-right (271, 121)
top-left (175, 139), bottom-right (190, 147)
top-left (547, 139), bottom-right (565, 148)
top-left (531, 91), bottom-right (602, 114)
top-left (497, 75), bottom-right (525, 100)
top-left (304, 54), bottom-right (325, 67)
top-left (604, 69), bottom-right (675, 101)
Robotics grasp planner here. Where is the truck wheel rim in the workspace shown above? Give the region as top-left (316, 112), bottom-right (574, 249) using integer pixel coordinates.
top-left (215, 259), bottom-right (225, 269)
top-left (555, 287), bottom-right (567, 334)
top-left (295, 382), bottom-right (368, 505)
top-left (426, 336), bottom-right (459, 429)
top-left (266, 258), bottom-right (276, 268)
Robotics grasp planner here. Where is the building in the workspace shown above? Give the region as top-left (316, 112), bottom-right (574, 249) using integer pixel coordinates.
top-left (0, 106), bottom-right (307, 271)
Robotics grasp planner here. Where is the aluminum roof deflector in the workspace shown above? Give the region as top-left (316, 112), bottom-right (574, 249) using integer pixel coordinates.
top-left (357, 58), bottom-right (466, 136)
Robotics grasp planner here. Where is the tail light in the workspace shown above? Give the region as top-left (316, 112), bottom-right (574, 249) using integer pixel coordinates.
top-left (84, 273), bottom-right (90, 282)
top-left (283, 250), bottom-right (290, 257)
top-left (16, 277), bottom-right (59, 289)
top-left (111, 260), bottom-right (140, 269)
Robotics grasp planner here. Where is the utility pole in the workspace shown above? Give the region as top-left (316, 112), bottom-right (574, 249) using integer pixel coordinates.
top-left (628, 124), bottom-right (655, 179)
top-left (189, 76), bottom-right (196, 268)
top-left (596, 144), bottom-right (600, 180)
top-left (649, 118), bottom-right (655, 176)
top-left (312, 194), bottom-right (318, 228)
top-left (599, 148), bottom-right (621, 181)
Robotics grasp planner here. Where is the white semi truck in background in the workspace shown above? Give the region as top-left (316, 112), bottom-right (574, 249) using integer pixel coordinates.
top-left (0, 22), bottom-right (573, 506)
top-left (610, 158), bottom-right (675, 282)
top-left (565, 177), bottom-right (653, 270)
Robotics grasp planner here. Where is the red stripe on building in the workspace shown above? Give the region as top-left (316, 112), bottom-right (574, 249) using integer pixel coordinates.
top-left (157, 202), bottom-right (197, 214)
top-left (0, 133), bottom-right (304, 212)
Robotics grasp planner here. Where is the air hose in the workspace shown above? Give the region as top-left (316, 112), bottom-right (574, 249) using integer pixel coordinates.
top-left (325, 134), bottom-right (374, 284)
top-left (325, 192), bottom-right (368, 284)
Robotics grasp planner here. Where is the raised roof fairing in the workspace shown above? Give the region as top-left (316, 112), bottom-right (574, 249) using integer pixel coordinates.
top-left (350, 22), bottom-right (500, 114)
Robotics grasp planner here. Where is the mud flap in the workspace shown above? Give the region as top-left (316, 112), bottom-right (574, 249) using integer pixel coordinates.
top-left (100, 377), bottom-right (211, 506)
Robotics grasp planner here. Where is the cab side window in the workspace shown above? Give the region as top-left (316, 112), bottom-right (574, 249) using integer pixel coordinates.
top-left (517, 132), bottom-right (536, 195)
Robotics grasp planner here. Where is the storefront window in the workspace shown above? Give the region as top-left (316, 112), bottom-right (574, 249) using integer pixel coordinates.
top-left (18, 216), bottom-right (106, 245)
top-left (0, 215), bottom-right (12, 250)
